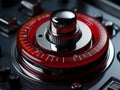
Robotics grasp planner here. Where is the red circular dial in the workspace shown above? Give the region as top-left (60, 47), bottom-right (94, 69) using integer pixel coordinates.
top-left (16, 9), bottom-right (110, 82)
top-left (17, 12), bottom-right (109, 69)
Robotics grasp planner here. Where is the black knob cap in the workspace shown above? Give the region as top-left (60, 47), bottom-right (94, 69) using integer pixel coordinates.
top-left (19, 0), bottom-right (42, 16)
top-left (104, 21), bottom-right (114, 36)
top-left (94, 13), bottom-right (103, 22)
top-left (50, 9), bottom-right (77, 34)
top-left (0, 16), bottom-right (19, 34)
top-left (71, 82), bottom-right (83, 90)
top-left (0, 66), bottom-right (11, 82)
top-left (8, 73), bottom-right (21, 90)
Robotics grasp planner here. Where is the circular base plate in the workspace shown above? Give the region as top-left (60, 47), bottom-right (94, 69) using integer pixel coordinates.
top-left (11, 40), bottom-right (114, 84)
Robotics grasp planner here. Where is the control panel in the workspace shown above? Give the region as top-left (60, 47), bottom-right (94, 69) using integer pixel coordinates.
top-left (0, 0), bottom-right (120, 90)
